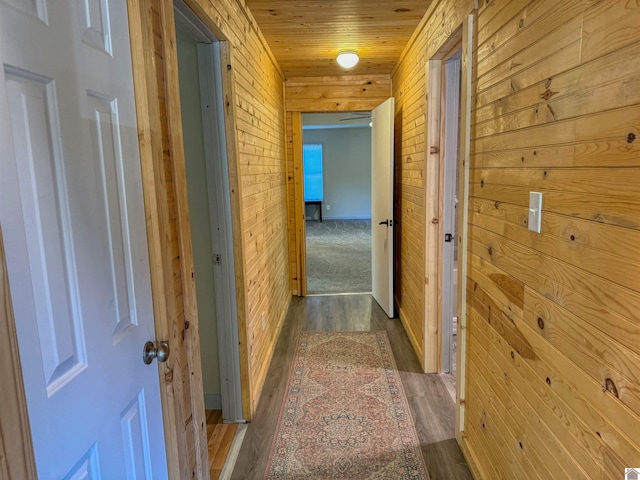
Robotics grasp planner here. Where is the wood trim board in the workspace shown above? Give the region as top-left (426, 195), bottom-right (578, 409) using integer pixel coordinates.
top-left (455, 10), bottom-right (475, 443)
top-left (219, 41), bottom-right (253, 421)
top-left (291, 111), bottom-right (307, 296)
top-left (0, 226), bottom-right (37, 480)
top-left (425, 57), bottom-right (442, 373)
top-left (424, 23), bottom-right (464, 373)
top-left (156, 1), bottom-right (209, 476)
top-left (126, 0), bottom-right (185, 476)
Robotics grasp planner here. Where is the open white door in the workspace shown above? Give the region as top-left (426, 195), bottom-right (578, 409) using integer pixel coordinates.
top-left (441, 53), bottom-right (462, 374)
top-left (0, 1), bottom-right (168, 478)
top-left (371, 97), bottom-right (395, 318)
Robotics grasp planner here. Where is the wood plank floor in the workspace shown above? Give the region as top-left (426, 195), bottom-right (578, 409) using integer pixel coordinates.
top-left (206, 409), bottom-right (238, 479)
top-left (231, 294), bottom-right (473, 479)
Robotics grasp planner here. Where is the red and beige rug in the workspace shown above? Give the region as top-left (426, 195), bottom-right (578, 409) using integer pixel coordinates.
top-left (266, 331), bottom-right (428, 479)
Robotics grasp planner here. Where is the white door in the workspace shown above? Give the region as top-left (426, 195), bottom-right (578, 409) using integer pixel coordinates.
top-left (441, 53), bottom-right (461, 373)
top-left (0, 0), bottom-right (168, 478)
top-left (371, 97), bottom-right (395, 318)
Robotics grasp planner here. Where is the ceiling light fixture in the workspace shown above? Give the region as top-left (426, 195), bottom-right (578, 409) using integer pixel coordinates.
top-left (336, 51), bottom-right (359, 69)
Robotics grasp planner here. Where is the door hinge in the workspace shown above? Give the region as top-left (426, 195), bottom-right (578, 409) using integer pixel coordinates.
top-left (214, 254), bottom-right (222, 265)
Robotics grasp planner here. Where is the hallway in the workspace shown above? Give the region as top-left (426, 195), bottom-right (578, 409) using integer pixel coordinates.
top-left (232, 295), bottom-right (472, 479)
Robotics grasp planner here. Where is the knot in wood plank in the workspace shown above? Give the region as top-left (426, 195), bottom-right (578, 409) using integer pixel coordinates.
top-left (604, 378), bottom-right (619, 398)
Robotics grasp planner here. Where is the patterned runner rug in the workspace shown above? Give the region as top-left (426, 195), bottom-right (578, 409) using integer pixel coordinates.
top-left (266, 331), bottom-right (428, 479)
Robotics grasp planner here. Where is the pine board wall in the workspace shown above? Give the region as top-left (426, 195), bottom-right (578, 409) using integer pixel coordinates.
top-left (394, 0), bottom-right (640, 477)
top-left (147, 0), bottom-right (290, 432)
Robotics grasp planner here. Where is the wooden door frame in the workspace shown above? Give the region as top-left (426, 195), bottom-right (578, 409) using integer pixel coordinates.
top-left (0, 227), bottom-right (37, 480)
top-left (291, 112), bottom-right (307, 296)
top-left (286, 76), bottom-right (392, 297)
top-left (290, 107), bottom-right (384, 297)
top-left (127, 0), bottom-right (203, 476)
top-left (424, 12), bottom-right (475, 442)
top-left (175, 0), bottom-right (246, 425)
top-left (425, 29), bottom-right (462, 374)
top-left (127, 0), bottom-right (250, 476)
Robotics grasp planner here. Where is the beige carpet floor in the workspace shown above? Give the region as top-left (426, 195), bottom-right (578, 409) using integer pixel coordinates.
top-left (305, 219), bottom-right (371, 294)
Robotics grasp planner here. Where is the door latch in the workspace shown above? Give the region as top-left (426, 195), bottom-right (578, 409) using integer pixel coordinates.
top-left (444, 233), bottom-right (454, 242)
top-left (214, 254), bottom-right (221, 265)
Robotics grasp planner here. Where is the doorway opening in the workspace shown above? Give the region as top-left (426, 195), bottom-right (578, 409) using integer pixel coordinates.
top-left (423, 14), bottom-right (474, 441)
top-left (301, 112), bottom-right (373, 296)
top-left (424, 21), bottom-right (471, 420)
top-left (292, 99), bottom-right (395, 317)
top-left (174, 2), bottom-right (245, 476)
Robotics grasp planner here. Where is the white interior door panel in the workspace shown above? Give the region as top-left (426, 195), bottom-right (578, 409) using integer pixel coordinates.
top-left (371, 97), bottom-right (395, 318)
top-left (0, 1), bottom-right (168, 477)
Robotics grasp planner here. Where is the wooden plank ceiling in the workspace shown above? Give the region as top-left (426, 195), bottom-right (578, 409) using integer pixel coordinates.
top-left (244, 0), bottom-right (434, 78)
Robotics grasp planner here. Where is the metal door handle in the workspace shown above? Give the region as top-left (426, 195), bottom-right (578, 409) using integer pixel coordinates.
top-left (378, 219), bottom-right (393, 226)
top-left (143, 341), bottom-right (170, 365)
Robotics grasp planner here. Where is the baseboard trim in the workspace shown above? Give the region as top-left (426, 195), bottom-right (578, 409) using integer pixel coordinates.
top-left (219, 423), bottom-right (247, 479)
top-left (250, 294), bottom-right (292, 414)
top-left (398, 306), bottom-right (424, 371)
top-left (204, 394), bottom-right (222, 410)
top-left (459, 435), bottom-right (485, 480)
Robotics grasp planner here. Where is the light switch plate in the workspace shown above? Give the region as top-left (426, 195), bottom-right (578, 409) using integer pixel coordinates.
top-left (528, 191), bottom-right (542, 233)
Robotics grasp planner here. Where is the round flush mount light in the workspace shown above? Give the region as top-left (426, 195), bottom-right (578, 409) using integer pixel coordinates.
top-left (336, 51), bottom-right (359, 68)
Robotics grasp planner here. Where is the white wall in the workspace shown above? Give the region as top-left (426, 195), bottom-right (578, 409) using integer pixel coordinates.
top-left (176, 24), bottom-right (221, 407)
top-left (303, 127), bottom-right (371, 220)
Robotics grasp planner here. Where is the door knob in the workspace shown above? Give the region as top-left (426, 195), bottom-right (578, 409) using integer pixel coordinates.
top-left (143, 341), bottom-right (170, 365)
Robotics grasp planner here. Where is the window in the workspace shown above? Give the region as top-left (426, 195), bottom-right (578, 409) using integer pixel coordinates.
top-left (303, 143), bottom-right (323, 202)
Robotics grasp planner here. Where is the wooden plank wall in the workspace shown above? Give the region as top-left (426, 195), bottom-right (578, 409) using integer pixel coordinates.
top-left (391, 0), bottom-right (474, 367)
top-left (285, 75), bottom-right (392, 112)
top-left (395, 0), bottom-right (640, 477)
top-left (467, 0), bottom-right (640, 477)
top-left (284, 75), bottom-right (392, 294)
top-left (140, 0), bottom-right (291, 471)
